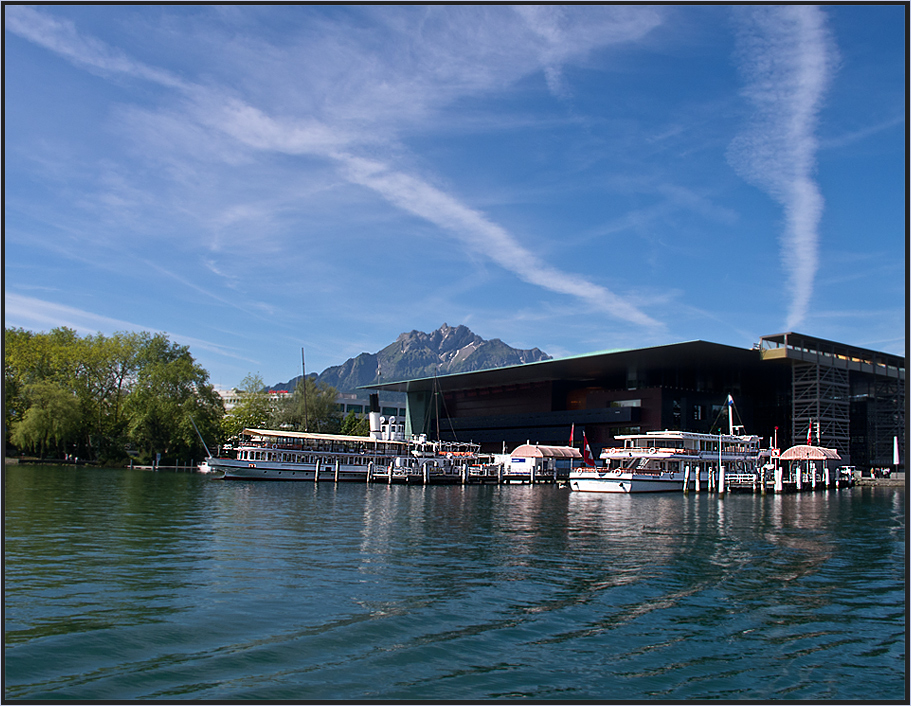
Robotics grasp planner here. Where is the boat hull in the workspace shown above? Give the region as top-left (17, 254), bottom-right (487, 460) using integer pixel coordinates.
top-left (569, 470), bottom-right (713, 493)
top-left (570, 472), bottom-right (685, 493)
top-left (208, 457), bottom-right (370, 481)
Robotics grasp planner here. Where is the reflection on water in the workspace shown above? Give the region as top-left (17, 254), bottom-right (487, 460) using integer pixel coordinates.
top-left (4, 466), bottom-right (905, 701)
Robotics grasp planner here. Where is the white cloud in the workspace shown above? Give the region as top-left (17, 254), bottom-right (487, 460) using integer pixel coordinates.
top-left (4, 292), bottom-right (257, 363)
top-left (5, 5), bottom-right (188, 90)
top-left (728, 5), bottom-right (836, 330)
top-left (336, 152), bottom-right (661, 328)
top-left (7, 6), bottom-right (669, 332)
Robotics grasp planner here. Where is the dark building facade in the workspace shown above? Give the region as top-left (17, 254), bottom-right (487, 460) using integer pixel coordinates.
top-left (368, 333), bottom-right (905, 471)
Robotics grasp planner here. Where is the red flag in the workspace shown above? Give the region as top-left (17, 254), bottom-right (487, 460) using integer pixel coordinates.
top-left (582, 431), bottom-right (595, 467)
top-left (569, 423), bottom-right (575, 447)
top-left (806, 421), bottom-right (813, 446)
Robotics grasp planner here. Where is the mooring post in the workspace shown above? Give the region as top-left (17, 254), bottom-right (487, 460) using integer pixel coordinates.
top-left (314, 458), bottom-right (321, 483)
top-left (774, 464), bottom-right (783, 493)
top-left (388, 462), bottom-right (393, 485)
top-left (796, 463), bottom-right (803, 491)
top-left (718, 465), bottom-right (726, 494)
top-left (695, 465), bottom-right (701, 492)
top-left (423, 462), bottom-right (429, 485)
top-left (334, 459), bottom-right (340, 483)
top-left (683, 464), bottom-right (691, 492)
top-left (367, 462), bottom-right (373, 484)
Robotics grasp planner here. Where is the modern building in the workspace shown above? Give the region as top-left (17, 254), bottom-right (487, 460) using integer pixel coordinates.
top-left (366, 332), bottom-right (905, 471)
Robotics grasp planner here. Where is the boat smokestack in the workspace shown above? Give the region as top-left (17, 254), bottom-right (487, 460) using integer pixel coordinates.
top-left (369, 412), bottom-right (383, 440)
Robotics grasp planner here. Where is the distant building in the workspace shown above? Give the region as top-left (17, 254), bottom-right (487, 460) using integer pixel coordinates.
top-left (366, 332), bottom-right (905, 471)
top-left (214, 387), bottom-right (405, 419)
top-left (334, 392), bottom-right (406, 420)
top-left (215, 387), bottom-right (290, 415)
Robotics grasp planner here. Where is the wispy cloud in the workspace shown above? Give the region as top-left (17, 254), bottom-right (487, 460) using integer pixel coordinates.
top-left (728, 5), bottom-right (836, 330)
top-left (336, 152), bottom-right (661, 328)
top-left (4, 5), bottom-right (188, 90)
top-left (4, 292), bottom-right (256, 363)
top-left (7, 5), bottom-right (667, 332)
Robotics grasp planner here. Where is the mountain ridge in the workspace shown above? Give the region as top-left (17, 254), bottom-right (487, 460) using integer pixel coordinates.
top-left (270, 324), bottom-right (550, 393)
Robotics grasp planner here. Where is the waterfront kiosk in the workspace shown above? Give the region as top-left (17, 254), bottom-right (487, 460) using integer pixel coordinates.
top-left (779, 444), bottom-right (842, 490)
top-left (505, 444), bottom-right (580, 483)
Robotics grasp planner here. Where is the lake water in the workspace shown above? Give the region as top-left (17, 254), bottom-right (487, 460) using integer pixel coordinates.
top-left (4, 465), bottom-right (906, 701)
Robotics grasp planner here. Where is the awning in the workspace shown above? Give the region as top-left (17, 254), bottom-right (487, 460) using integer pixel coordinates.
top-left (510, 444), bottom-right (582, 459)
top-left (780, 445), bottom-right (841, 461)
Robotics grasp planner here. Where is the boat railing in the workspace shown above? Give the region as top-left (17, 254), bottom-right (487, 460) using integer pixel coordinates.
top-left (725, 472), bottom-right (759, 484)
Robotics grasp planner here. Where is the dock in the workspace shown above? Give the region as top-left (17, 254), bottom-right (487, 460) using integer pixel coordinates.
top-left (366, 462), bottom-right (566, 485)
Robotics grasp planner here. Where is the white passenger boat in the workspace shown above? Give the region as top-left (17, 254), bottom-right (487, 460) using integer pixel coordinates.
top-left (569, 397), bottom-right (766, 493)
top-left (207, 414), bottom-right (479, 482)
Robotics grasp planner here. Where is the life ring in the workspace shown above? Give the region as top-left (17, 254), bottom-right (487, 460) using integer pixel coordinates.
top-left (648, 447), bottom-right (656, 454)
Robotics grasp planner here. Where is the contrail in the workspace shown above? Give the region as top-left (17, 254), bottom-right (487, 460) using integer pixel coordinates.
top-left (728, 5), bottom-right (836, 330)
top-left (7, 5), bottom-right (664, 331)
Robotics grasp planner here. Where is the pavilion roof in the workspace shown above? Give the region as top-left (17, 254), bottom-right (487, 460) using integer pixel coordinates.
top-left (780, 444), bottom-right (841, 461)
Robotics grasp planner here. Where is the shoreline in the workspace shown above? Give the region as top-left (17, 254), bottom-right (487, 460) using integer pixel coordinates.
top-left (6, 457), bottom-right (907, 487)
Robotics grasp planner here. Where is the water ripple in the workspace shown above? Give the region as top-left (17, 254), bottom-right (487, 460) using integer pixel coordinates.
top-left (4, 467), bottom-right (905, 701)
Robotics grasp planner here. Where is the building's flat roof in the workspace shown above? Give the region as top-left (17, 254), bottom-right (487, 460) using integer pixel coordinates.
top-left (362, 339), bottom-right (756, 394)
top-left (362, 333), bottom-right (905, 394)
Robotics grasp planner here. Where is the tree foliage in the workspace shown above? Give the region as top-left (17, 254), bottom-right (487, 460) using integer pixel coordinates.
top-left (4, 327), bottom-right (223, 464)
top-left (10, 381), bottom-right (81, 457)
top-left (340, 410), bottom-right (369, 437)
top-left (221, 373), bottom-right (272, 440)
top-left (273, 376), bottom-right (341, 433)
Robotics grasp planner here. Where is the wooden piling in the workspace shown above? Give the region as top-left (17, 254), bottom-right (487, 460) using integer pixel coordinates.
top-left (334, 459), bottom-right (340, 483)
top-left (314, 459), bottom-right (321, 483)
top-left (683, 464), bottom-right (691, 492)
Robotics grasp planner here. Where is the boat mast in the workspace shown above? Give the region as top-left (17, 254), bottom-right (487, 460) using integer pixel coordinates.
top-left (301, 347), bottom-right (309, 432)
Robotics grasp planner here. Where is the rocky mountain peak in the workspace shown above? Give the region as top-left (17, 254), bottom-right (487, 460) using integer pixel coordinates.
top-left (271, 324), bottom-right (551, 393)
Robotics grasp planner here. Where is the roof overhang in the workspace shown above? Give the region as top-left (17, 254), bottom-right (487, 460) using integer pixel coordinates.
top-left (361, 340), bottom-right (756, 395)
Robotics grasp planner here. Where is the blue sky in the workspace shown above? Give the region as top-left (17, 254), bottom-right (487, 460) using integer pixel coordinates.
top-left (4, 4), bottom-right (906, 388)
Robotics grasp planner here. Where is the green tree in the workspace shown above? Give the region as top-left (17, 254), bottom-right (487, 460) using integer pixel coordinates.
top-left (4, 328), bottom-right (34, 446)
top-left (10, 381), bottom-right (81, 458)
top-left (124, 334), bottom-right (223, 464)
top-left (221, 373), bottom-right (271, 441)
top-left (76, 331), bottom-right (145, 461)
top-left (5, 327), bottom-right (89, 455)
top-left (340, 410), bottom-right (369, 437)
top-left (274, 376), bottom-right (341, 433)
